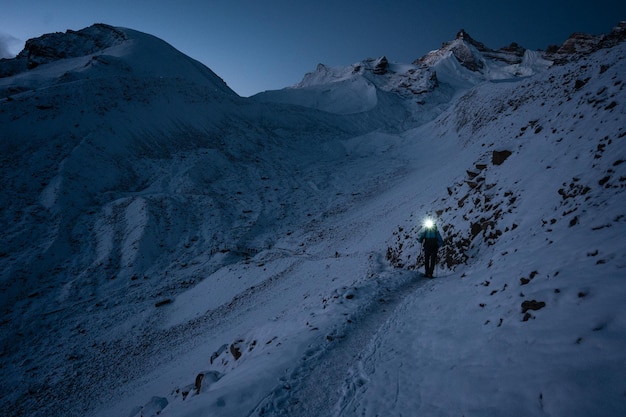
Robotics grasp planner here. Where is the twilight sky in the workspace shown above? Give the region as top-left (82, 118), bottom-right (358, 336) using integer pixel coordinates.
top-left (1, 0), bottom-right (624, 96)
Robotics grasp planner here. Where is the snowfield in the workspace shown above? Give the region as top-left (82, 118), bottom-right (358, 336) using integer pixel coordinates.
top-left (1, 23), bottom-right (625, 417)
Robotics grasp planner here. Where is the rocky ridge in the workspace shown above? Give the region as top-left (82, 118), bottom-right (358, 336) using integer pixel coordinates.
top-left (0, 24), bottom-right (127, 77)
top-left (545, 21), bottom-right (626, 63)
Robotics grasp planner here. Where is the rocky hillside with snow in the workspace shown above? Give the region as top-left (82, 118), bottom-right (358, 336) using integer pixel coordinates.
top-left (1, 22), bottom-right (625, 417)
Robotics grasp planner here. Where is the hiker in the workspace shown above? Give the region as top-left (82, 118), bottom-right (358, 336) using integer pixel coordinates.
top-left (418, 218), bottom-right (444, 278)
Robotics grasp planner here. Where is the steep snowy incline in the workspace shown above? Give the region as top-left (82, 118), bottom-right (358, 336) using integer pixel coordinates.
top-left (334, 38), bottom-right (626, 417)
top-left (0, 25), bottom-right (389, 417)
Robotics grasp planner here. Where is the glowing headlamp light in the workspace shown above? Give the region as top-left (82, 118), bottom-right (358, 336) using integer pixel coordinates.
top-left (424, 218), bottom-right (434, 229)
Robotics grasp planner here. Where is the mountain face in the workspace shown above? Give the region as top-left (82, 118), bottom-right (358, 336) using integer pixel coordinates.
top-left (416, 28), bottom-right (527, 70)
top-left (256, 23), bottom-right (626, 117)
top-left (0, 24), bottom-right (124, 77)
top-left (1, 23), bottom-right (625, 417)
top-left (13, 24), bottom-right (128, 71)
top-left (253, 28), bottom-right (554, 118)
top-left (0, 24), bottom-right (373, 416)
top-left (545, 20), bottom-right (626, 59)
top-left (0, 23), bottom-right (235, 95)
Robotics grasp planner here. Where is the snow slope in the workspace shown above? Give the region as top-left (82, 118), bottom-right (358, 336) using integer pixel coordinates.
top-left (1, 23), bottom-right (625, 417)
top-left (336, 45), bottom-right (626, 417)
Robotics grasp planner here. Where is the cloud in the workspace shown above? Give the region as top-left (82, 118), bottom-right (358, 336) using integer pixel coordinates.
top-left (0, 33), bottom-right (22, 59)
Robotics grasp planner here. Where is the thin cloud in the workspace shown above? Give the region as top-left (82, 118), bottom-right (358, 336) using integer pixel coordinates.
top-left (0, 33), bottom-right (22, 59)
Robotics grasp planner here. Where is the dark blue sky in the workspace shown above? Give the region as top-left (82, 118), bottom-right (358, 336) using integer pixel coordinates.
top-left (1, 0), bottom-right (624, 96)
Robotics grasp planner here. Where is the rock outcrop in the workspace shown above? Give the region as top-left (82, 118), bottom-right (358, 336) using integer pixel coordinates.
top-left (0, 23), bottom-right (126, 77)
top-left (545, 21), bottom-right (626, 63)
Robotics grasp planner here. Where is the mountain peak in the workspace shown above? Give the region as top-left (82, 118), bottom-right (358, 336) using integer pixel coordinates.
top-left (450, 30), bottom-right (485, 71)
top-left (455, 29), bottom-right (487, 51)
top-left (415, 29), bottom-right (527, 71)
top-left (19, 23), bottom-right (127, 70)
top-left (0, 24), bottom-right (127, 78)
top-left (0, 23), bottom-right (236, 97)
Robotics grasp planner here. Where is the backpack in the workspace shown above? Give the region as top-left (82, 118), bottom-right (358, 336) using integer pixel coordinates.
top-left (423, 236), bottom-right (439, 251)
top-left (422, 227), bottom-right (440, 251)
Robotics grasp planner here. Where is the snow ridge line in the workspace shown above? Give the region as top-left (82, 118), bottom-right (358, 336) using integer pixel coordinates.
top-left (250, 257), bottom-right (434, 417)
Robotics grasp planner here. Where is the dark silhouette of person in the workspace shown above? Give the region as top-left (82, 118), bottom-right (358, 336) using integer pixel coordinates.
top-left (418, 219), bottom-right (444, 278)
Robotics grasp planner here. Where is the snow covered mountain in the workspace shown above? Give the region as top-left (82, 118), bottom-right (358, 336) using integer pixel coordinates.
top-left (1, 22), bottom-right (625, 417)
top-left (253, 28), bottom-right (552, 120)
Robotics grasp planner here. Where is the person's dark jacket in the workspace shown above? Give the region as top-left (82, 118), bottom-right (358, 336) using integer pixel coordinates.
top-left (418, 226), bottom-right (444, 251)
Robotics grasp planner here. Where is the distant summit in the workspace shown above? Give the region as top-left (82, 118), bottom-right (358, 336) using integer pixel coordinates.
top-left (257, 23), bottom-right (626, 118)
top-left (414, 29), bottom-right (528, 72)
top-left (0, 23), bottom-right (235, 96)
top-left (0, 24), bottom-right (126, 77)
top-left (545, 21), bottom-right (626, 62)
top-left (255, 28), bottom-right (553, 118)
top-left (19, 23), bottom-right (127, 69)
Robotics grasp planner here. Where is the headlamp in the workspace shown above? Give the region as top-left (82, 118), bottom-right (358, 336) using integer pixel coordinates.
top-left (424, 218), bottom-right (434, 229)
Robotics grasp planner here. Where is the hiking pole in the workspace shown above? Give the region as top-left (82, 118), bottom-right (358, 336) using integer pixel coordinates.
top-left (434, 256), bottom-right (437, 278)
top-left (418, 239), bottom-right (423, 272)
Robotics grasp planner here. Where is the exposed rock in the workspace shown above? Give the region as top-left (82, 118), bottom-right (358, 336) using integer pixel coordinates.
top-left (600, 21), bottom-right (626, 48)
top-left (155, 298), bottom-right (172, 307)
top-left (372, 56), bottom-right (389, 75)
top-left (230, 342), bottom-right (242, 360)
top-left (545, 21), bottom-right (626, 63)
top-left (446, 30), bottom-right (484, 71)
top-left (425, 23), bottom-right (624, 71)
top-left (195, 373), bottom-right (204, 394)
top-left (0, 23), bottom-right (127, 77)
top-left (456, 29), bottom-right (489, 53)
top-left (521, 299), bottom-right (546, 313)
top-left (500, 42), bottom-right (526, 56)
top-left (428, 71), bottom-right (439, 88)
top-left (193, 371), bottom-right (223, 395)
top-left (492, 150), bottom-right (512, 165)
top-left (466, 170), bottom-right (480, 179)
top-left (415, 29), bottom-right (528, 72)
top-left (470, 222), bottom-right (483, 239)
top-left (558, 32), bottom-right (602, 55)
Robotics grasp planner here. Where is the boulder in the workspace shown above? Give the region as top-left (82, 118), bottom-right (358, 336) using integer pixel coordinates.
top-left (492, 150), bottom-right (512, 165)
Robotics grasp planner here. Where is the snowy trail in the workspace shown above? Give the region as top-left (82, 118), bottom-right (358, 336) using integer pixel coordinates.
top-left (244, 139), bottom-right (461, 416)
top-left (251, 263), bottom-right (433, 417)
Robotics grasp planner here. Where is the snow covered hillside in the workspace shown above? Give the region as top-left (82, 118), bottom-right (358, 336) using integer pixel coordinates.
top-left (1, 22), bottom-right (625, 417)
